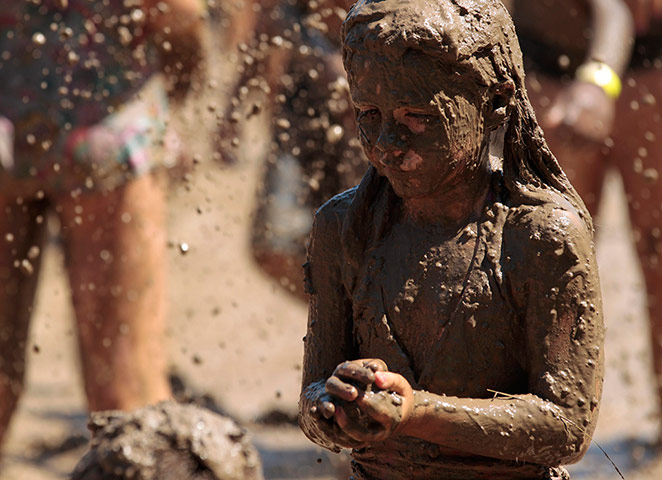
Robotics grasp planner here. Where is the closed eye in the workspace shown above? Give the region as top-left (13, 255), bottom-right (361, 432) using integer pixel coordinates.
top-left (405, 112), bottom-right (435, 122)
top-left (394, 107), bottom-right (437, 133)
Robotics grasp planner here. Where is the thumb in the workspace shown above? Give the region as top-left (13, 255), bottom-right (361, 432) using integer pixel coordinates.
top-left (374, 372), bottom-right (411, 396)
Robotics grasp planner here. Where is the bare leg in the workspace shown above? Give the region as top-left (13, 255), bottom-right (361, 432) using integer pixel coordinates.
top-left (611, 66), bottom-right (662, 412)
top-left (0, 198), bottom-right (47, 448)
top-left (57, 174), bottom-right (171, 412)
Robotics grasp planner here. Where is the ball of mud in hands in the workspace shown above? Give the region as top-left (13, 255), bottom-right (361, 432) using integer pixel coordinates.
top-left (326, 359), bottom-right (404, 439)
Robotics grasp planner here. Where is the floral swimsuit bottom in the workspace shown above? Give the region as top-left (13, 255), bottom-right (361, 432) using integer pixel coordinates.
top-left (0, 0), bottom-right (177, 195)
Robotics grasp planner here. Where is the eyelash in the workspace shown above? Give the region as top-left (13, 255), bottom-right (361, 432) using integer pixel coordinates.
top-left (405, 113), bottom-right (435, 124)
top-left (358, 109), bottom-right (434, 121)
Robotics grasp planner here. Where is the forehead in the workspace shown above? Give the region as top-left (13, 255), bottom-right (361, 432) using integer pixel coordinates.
top-left (347, 48), bottom-right (468, 106)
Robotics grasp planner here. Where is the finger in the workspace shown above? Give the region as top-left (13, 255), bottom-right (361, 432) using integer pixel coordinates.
top-left (355, 390), bottom-right (403, 426)
top-left (326, 376), bottom-right (359, 401)
top-left (334, 362), bottom-right (376, 387)
top-left (320, 400), bottom-right (336, 419)
top-left (363, 359), bottom-right (388, 372)
top-left (374, 372), bottom-right (412, 397)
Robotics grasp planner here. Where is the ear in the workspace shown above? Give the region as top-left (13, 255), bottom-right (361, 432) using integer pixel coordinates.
top-left (486, 80), bottom-right (515, 129)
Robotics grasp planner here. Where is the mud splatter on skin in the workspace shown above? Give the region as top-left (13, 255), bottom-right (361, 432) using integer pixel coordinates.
top-left (299, 1), bottom-right (604, 479)
top-left (72, 402), bottom-right (263, 480)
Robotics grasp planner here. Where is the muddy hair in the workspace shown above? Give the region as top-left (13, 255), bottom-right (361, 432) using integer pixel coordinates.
top-left (340, 0), bottom-right (592, 232)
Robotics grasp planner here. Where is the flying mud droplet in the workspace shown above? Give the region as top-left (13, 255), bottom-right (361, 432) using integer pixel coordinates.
top-left (20, 259), bottom-right (34, 276)
top-left (32, 32), bottom-right (46, 46)
top-left (326, 124), bottom-right (343, 144)
top-left (643, 168), bottom-right (659, 183)
top-left (275, 118), bottom-right (291, 129)
top-left (27, 245), bottom-right (40, 260)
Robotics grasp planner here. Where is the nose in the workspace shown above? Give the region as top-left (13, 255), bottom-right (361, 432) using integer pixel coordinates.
top-left (374, 121), bottom-right (408, 165)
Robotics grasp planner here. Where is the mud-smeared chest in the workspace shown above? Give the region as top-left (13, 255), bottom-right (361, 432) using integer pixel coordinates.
top-left (376, 225), bottom-right (477, 374)
top-left (355, 219), bottom-right (525, 396)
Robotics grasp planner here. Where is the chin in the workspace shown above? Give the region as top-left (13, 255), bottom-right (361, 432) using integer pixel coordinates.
top-left (389, 180), bottom-right (427, 200)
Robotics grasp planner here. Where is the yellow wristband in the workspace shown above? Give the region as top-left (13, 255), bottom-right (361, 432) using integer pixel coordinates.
top-left (575, 61), bottom-right (622, 100)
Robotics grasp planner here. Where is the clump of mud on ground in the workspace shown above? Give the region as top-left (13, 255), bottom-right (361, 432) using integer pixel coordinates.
top-left (71, 401), bottom-right (263, 480)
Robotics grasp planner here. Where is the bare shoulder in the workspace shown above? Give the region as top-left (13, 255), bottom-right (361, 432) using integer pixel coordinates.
top-left (305, 187), bottom-right (358, 295)
top-left (311, 186), bottom-right (358, 239)
top-left (504, 198), bottom-right (595, 269)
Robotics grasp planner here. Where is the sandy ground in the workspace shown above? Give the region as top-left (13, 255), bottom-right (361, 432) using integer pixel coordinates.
top-left (0, 27), bottom-right (661, 480)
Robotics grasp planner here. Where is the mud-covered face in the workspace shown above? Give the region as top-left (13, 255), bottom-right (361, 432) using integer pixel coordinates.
top-left (348, 49), bottom-right (488, 200)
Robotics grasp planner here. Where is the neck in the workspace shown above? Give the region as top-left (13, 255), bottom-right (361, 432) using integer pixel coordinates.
top-left (402, 168), bottom-right (492, 227)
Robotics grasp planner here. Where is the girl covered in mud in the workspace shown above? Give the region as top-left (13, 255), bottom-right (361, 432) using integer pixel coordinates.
top-left (299, 0), bottom-right (604, 479)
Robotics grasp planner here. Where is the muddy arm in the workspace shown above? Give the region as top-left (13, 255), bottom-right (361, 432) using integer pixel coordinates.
top-left (298, 197), bottom-right (359, 452)
top-left (397, 208), bottom-right (604, 466)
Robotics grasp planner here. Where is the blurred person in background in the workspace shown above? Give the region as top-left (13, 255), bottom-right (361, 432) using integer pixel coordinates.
top-left (215, 0), bottom-right (366, 298)
top-left (507, 0), bottom-right (662, 430)
top-left (0, 0), bottom-right (204, 451)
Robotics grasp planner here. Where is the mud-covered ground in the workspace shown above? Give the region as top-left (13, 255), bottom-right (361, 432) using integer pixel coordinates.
top-left (0, 24), bottom-right (660, 480)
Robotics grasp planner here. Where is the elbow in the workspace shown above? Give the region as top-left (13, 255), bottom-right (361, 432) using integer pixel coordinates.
top-left (560, 399), bottom-right (601, 464)
top-left (527, 403), bottom-right (597, 465)
top-left (526, 427), bottom-right (586, 466)
top-left (558, 428), bottom-right (591, 465)
top-left (529, 425), bottom-right (589, 466)
top-left (554, 409), bottom-right (596, 465)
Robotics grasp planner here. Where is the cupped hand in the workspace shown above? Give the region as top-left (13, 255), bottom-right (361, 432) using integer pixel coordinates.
top-left (325, 358), bottom-right (388, 403)
top-left (544, 80), bottom-right (615, 143)
top-left (335, 371), bottom-right (414, 443)
top-left (322, 360), bottom-right (413, 445)
top-left (302, 380), bottom-right (368, 450)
